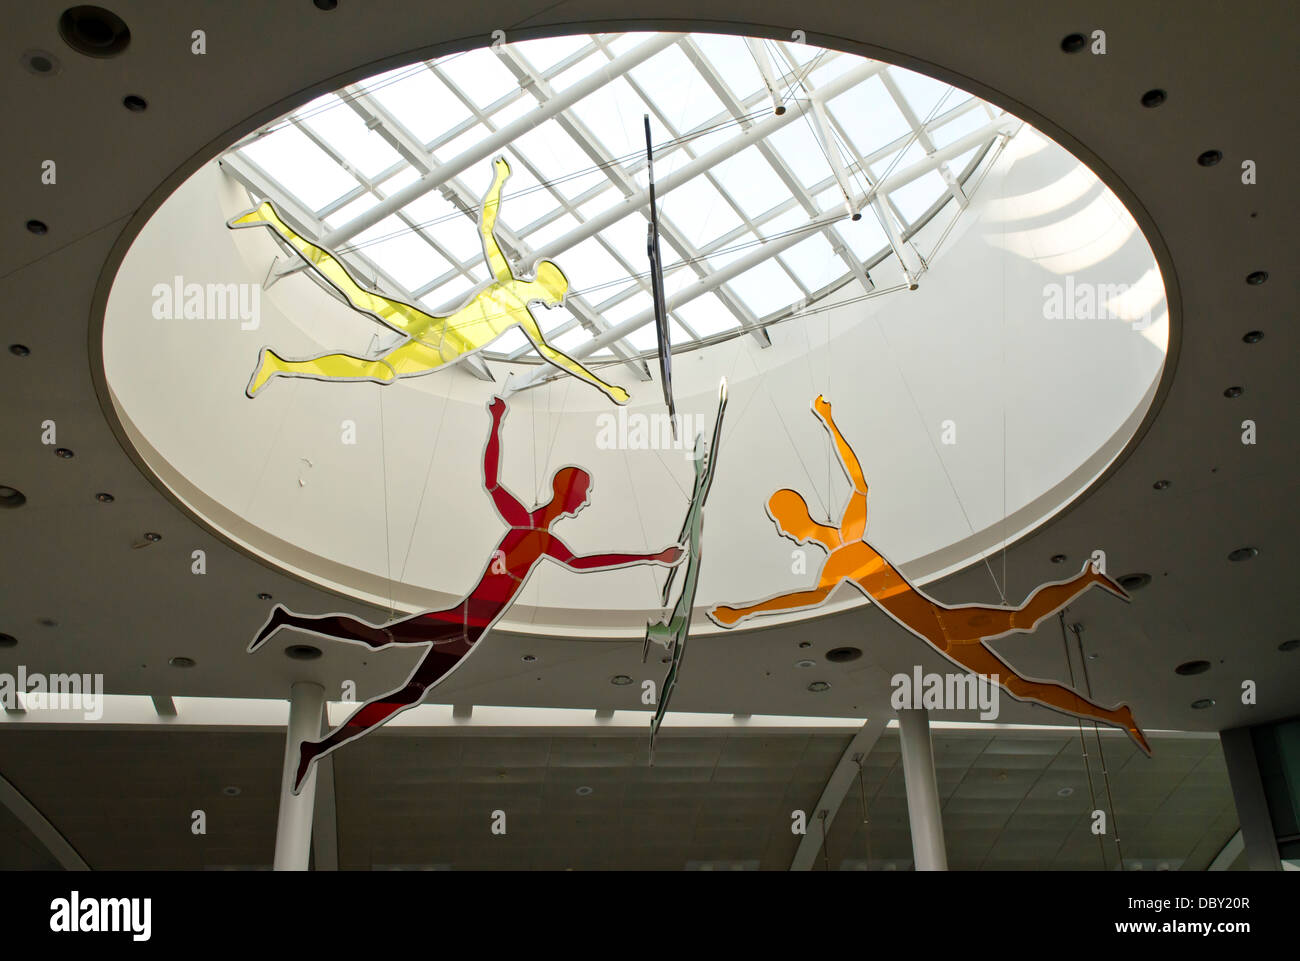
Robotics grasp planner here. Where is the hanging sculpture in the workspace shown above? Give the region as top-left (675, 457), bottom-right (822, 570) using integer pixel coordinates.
top-left (708, 395), bottom-right (1150, 753)
top-left (227, 157), bottom-right (631, 404)
top-left (643, 114), bottom-right (676, 436)
top-left (250, 395), bottom-right (682, 792)
top-left (642, 378), bottom-right (727, 755)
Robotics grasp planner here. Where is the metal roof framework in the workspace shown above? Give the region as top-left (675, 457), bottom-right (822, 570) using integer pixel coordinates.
top-left (220, 32), bottom-right (1017, 369)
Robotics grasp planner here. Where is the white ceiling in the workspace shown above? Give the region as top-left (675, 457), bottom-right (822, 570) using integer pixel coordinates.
top-left (0, 2), bottom-right (1296, 876)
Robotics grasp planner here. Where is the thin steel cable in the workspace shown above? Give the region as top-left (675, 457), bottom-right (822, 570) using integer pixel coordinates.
top-left (1060, 611), bottom-right (1108, 870)
top-left (1073, 622), bottom-right (1125, 870)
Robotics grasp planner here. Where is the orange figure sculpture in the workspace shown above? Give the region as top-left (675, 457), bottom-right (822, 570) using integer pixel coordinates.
top-left (708, 395), bottom-right (1150, 753)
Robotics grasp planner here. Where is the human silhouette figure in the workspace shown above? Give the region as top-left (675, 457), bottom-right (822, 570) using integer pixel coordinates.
top-left (228, 157), bottom-right (630, 404)
top-left (252, 396), bottom-right (681, 791)
top-left (708, 395), bottom-right (1149, 753)
top-left (643, 379), bottom-right (726, 751)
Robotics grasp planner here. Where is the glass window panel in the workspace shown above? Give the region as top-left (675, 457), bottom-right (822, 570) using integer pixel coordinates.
top-left (765, 118), bottom-right (836, 190)
top-left (888, 170), bottom-right (949, 224)
top-left (515, 34), bottom-right (593, 72)
top-left (240, 126), bottom-right (359, 211)
top-left (401, 192), bottom-right (480, 261)
top-left (710, 147), bottom-right (790, 220)
top-left (659, 175), bottom-right (744, 246)
top-left (522, 212), bottom-right (580, 251)
top-left (323, 193), bottom-right (379, 231)
top-left (565, 237), bottom-right (631, 293)
top-left (730, 258), bottom-right (804, 315)
top-left (887, 65), bottom-right (962, 122)
top-left (570, 77), bottom-right (645, 163)
top-left (436, 47), bottom-right (520, 106)
top-left (871, 140), bottom-right (927, 181)
top-left (929, 105), bottom-right (997, 148)
top-left (629, 46), bottom-right (726, 134)
top-left (371, 69), bottom-right (471, 144)
top-left (352, 215), bottom-right (450, 291)
top-left (672, 293), bottom-right (740, 337)
top-left (780, 234), bottom-right (846, 291)
top-left (692, 34), bottom-right (763, 105)
top-left (597, 212), bottom-right (651, 264)
top-left (840, 212), bottom-right (889, 261)
top-left (300, 102), bottom-right (404, 180)
top-left (825, 75), bottom-right (912, 156)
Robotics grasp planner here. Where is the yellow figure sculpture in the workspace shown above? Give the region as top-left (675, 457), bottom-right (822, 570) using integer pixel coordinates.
top-left (709, 395), bottom-right (1150, 754)
top-left (227, 157), bottom-right (630, 404)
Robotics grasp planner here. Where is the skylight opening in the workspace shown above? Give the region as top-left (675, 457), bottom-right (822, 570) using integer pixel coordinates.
top-left (221, 31), bottom-right (1016, 365)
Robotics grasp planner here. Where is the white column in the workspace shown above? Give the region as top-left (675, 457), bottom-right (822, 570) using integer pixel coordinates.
top-left (1220, 727), bottom-right (1282, 871)
top-left (273, 681), bottom-right (325, 871)
top-left (897, 708), bottom-right (948, 870)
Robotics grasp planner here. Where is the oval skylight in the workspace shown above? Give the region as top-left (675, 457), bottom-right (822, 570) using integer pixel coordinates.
top-left (223, 32), bottom-right (1011, 365)
top-left (101, 31), bottom-right (1169, 636)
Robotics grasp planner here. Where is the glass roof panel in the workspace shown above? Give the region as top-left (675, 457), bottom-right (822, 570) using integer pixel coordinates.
top-left (370, 68), bottom-right (472, 144)
top-left (224, 31), bottom-right (1015, 362)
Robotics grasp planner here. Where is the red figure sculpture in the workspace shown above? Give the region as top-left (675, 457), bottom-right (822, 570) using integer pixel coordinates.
top-left (251, 396), bottom-right (684, 791)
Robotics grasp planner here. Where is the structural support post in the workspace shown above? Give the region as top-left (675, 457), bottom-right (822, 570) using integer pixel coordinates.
top-left (1220, 726), bottom-right (1282, 871)
top-left (897, 708), bottom-right (947, 870)
top-left (274, 681), bottom-right (325, 871)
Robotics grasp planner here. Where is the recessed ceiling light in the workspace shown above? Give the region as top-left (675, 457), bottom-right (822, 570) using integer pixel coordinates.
top-left (169, 656), bottom-right (196, 668)
top-left (143, 531), bottom-right (162, 543)
top-left (795, 659), bottom-right (816, 669)
top-left (1050, 554), bottom-right (1067, 564)
top-left (222, 786), bottom-right (241, 797)
top-left (122, 94), bottom-right (147, 112)
top-left (1245, 270), bottom-right (1268, 285)
top-left (826, 647), bottom-right (863, 663)
top-left (808, 681), bottom-right (830, 693)
top-left (285, 645), bottom-right (322, 660)
top-left (575, 785), bottom-right (593, 796)
top-left (1196, 149), bottom-right (1222, 167)
top-left (1140, 88), bottom-right (1167, 108)
top-left (37, 618), bottom-right (58, 628)
top-left (58, 6), bottom-right (132, 58)
top-left (54, 448), bottom-right (74, 459)
top-left (1242, 330), bottom-right (1263, 344)
top-left (1056, 786), bottom-right (1074, 797)
top-left (1118, 573), bottom-right (1151, 591)
top-left (0, 634), bottom-right (16, 648)
top-left (95, 492), bottom-right (114, 503)
top-left (1278, 639), bottom-right (1299, 653)
top-left (1175, 660), bottom-right (1211, 676)
top-left (256, 592), bottom-right (273, 600)
top-left (797, 641), bottom-right (812, 649)
top-left (1223, 386), bottom-right (1243, 398)
top-left (1152, 479), bottom-right (1170, 490)
top-left (313, 0), bottom-right (338, 9)
top-left (9, 344), bottom-right (30, 356)
top-left (1191, 698), bottom-right (1215, 710)
top-left (22, 49), bottom-right (60, 75)
top-left (0, 486), bottom-right (26, 509)
top-left (520, 654), bottom-right (536, 662)
top-left (610, 674), bottom-right (633, 686)
top-left (26, 220), bottom-right (48, 235)
top-left (1228, 547), bottom-right (1258, 562)
top-left (1060, 33), bottom-right (1087, 53)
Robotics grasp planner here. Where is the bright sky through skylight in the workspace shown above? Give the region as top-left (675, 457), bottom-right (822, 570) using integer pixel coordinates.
top-left (223, 32), bottom-right (1012, 364)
